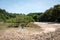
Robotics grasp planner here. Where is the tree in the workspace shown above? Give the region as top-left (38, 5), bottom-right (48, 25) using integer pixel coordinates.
top-left (39, 4), bottom-right (60, 22)
top-left (27, 13), bottom-right (42, 22)
top-left (7, 14), bottom-right (34, 28)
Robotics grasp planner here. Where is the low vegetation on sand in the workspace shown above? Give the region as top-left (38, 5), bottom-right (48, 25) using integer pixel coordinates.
top-left (0, 22), bottom-right (60, 40)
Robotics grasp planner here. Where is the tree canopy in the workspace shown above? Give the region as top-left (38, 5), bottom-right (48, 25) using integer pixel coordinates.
top-left (38, 4), bottom-right (60, 22)
top-left (0, 4), bottom-right (60, 23)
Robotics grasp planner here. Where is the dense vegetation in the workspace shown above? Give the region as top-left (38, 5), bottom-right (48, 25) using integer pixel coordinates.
top-left (39, 4), bottom-right (60, 22)
top-left (27, 4), bottom-right (60, 22)
top-left (0, 9), bottom-right (35, 28)
top-left (27, 13), bottom-right (43, 22)
top-left (0, 4), bottom-right (60, 28)
top-left (0, 9), bottom-right (18, 22)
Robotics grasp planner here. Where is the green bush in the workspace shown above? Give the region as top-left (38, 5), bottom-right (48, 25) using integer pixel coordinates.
top-left (7, 14), bottom-right (34, 28)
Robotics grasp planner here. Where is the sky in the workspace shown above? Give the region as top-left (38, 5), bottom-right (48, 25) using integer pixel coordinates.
top-left (0, 0), bottom-right (60, 14)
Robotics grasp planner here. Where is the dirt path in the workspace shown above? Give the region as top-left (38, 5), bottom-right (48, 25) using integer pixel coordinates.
top-left (34, 22), bottom-right (60, 33)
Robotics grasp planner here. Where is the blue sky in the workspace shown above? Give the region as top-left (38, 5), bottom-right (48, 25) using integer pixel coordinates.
top-left (0, 0), bottom-right (60, 14)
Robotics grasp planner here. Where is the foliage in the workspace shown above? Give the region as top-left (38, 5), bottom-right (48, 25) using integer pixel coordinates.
top-left (27, 13), bottom-right (43, 22)
top-left (0, 4), bottom-right (60, 28)
top-left (38, 4), bottom-right (60, 22)
top-left (0, 9), bottom-right (17, 22)
top-left (7, 14), bottom-right (34, 28)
